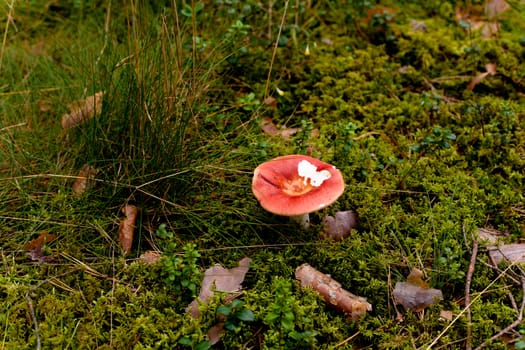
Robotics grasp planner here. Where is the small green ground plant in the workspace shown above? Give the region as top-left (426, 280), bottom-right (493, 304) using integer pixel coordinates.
top-left (157, 224), bottom-right (202, 298)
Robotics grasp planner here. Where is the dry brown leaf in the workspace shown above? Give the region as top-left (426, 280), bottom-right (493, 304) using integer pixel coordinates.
top-left (393, 268), bottom-right (443, 312)
top-left (440, 310), bottom-right (455, 321)
top-left (61, 91), bottom-right (103, 129)
top-left (207, 322), bottom-right (226, 345)
top-left (139, 250), bottom-right (161, 264)
top-left (118, 204), bottom-right (138, 255)
top-left (295, 263), bottom-right (372, 321)
top-left (263, 96), bottom-right (277, 108)
top-left (188, 257), bottom-right (251, 318)
top-left (321, 210), bottom-right (359, 241)
top-left (72, 164), bottom-right (98, 195)
top-left (38, 99), bottom-right (52, 113)
top-left (467, 63), bottom-right (497, 91)
top-left (260, 116), bottom-right (299, 140)
top-left (24, 232), bottom-right (57, 263)
top-left (455, 0), bottom-right (510, 38)
top-left (487, 243), bottom-right (525, 266)
top-left (410, 19), bottom-right (427, 32)
top-left (23, 231), bottom-right (57, 250)
top-left (27, 246), bottom-right (56, 264)
top-left (485, 0), bottom-right (510, 18)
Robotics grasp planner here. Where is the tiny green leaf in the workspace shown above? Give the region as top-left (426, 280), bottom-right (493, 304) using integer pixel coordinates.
top-left (194, 341), bottom-right (212, 350)
top-left (217, 305), bottom-right (231, 316)
top-left (235, 308), bottom-right (255, 322)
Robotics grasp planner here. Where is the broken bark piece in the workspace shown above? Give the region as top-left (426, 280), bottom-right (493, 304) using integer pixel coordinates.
top-left (295, 263), bottom-right (372, 321)
top-left (476, 227), bottom-right (506, 245)
top-left (393, 268), bottom-right (443, 312)
top-left (487, 244), bottom-right (525, 266)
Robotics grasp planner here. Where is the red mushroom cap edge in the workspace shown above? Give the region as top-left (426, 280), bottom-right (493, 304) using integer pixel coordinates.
top-left (252, 155), bottom-right (345, 216)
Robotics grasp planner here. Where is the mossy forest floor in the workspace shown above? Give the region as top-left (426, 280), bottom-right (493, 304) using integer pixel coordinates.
top-left (1, 1), bottom-right (525, 349)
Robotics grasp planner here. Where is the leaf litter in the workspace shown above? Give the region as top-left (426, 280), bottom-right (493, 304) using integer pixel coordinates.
top-left (260, 116), bottom-right (299, 140)
top-left (24, 231), bottom-right (57, 264)
top-left (188, 257), bottom-right (252, 345)
top-left (392, 268), bottom-right (443, 313)
top-left (321, 210), bottom-right (359, 241)
top-left (61, 91), bottom-right (103, 129)
top-left (71, 164), bottom-right (98, 195)
top-left (118, 204), bottom-right (138, 255)
top-left (188, 257), bottom-right (251, 318)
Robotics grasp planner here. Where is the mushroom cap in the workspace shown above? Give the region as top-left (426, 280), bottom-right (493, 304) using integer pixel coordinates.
top-left (252, 155), bottom-right (345, 216)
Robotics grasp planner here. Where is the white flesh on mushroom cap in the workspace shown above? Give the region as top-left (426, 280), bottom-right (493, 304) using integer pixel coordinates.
top-left (297, 160), bottom-right (331, 187)
top-left (293, 160), bottom-right (333, 229)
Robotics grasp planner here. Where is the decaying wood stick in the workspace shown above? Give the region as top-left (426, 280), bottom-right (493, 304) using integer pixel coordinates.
top-left (487, 243), bottom-right (525, 266)
top-left (295, 263), bottom-right (372, 321)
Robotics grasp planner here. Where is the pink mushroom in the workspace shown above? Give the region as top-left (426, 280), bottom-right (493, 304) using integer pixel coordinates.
top-left (252, 155), bottom-right (345, 228)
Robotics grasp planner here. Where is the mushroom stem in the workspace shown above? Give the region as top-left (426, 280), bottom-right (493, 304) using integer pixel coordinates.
top-left (290, 214), bottom-right (310, 229)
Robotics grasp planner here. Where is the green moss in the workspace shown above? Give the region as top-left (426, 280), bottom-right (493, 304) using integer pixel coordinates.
top-left (2, 0), bottom-right (525, 348)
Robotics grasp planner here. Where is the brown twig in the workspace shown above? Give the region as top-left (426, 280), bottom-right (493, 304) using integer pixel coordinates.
top-left (25, 293), bottom-right (41, 350)
top-left (422, 77), bottom-right (461, 104)
top-left (474, 275), bottom-right (525, 350)
top-left (423, 263), bottom-right (515, 349)
top-left (465, 235), bottom-right (478, 350)
top-left (334, 331), bottom-right (360, 348)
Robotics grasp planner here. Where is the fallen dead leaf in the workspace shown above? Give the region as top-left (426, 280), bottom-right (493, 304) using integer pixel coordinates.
top-left (207, 322), bottom-right (226, 345)
top-left (61, 91), bottom-right (103, 129)
top-left (38, 99), bottom-right (52, 113)
top-left (23, 231), bottom-right (57, 250)
top-left (263, 96), bottom-right (277, 108)
top-left (485, 0), bottom-right (510, 18)
top-left (188, 257), bottom-right (251, 318)
top-left (410, 19), bottom-right (427, 32)
top-left (455, 0), bottom-right (510, 38)
top-left (260, 116), bottom-right (299, 140)
top-left (392, 268), bottom-right (443, 312)
top-left (27, 245), bottom-right (56, 264)
top-left (440, 310), bottom-right (455, 321)
top-left (118, 204), bottom-right (138, 255)
top-left (72, 164), bottom-right (98, 195)
top-left (24, 232), bottom-right (57, 264)
top-left (139, 250), bottom-right (161, 264)
top-left (321, 210), bottom-right (359, 241)
top-left (467, 63), bottom-right (497, 91)
top-left (295, 263), bottom-right (372, 321)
